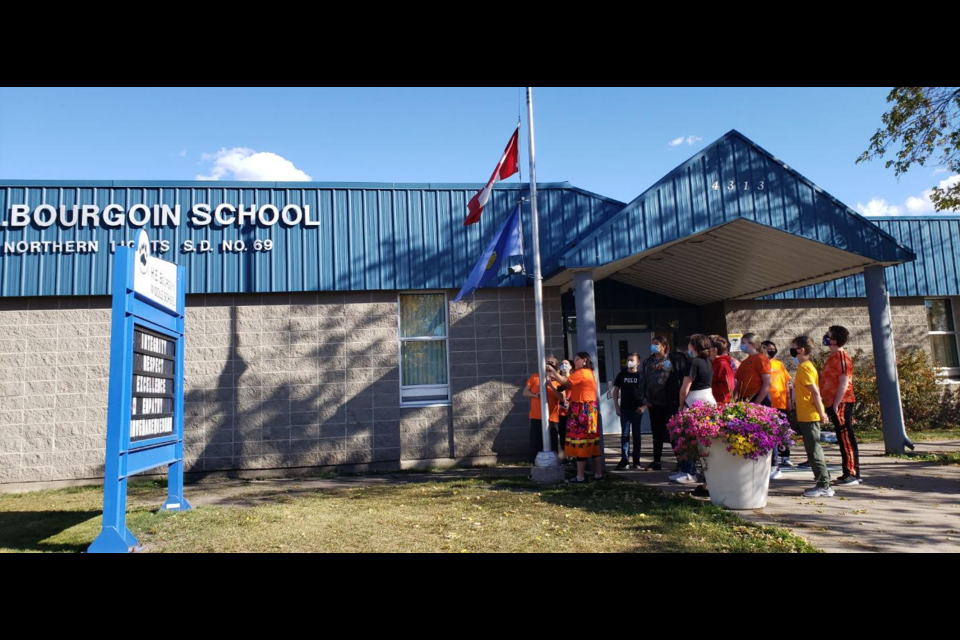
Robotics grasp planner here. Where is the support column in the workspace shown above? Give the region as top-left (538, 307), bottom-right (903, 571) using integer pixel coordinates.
top-left (574, 270), bottom-right (605, 471)
top-left (574, 271), bottom-right (599, 375)
top-left (864, 265), bottom-right (912, 454)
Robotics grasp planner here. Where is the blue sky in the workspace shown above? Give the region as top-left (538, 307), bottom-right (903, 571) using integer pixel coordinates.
top-left (0, 87), bottom-right (956, 216)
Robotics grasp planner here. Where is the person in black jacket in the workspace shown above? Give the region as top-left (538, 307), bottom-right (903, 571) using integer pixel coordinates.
top-left (636, 336), bottom-right (678, 471)
top-left (665, 341), bottom-right (690, 473)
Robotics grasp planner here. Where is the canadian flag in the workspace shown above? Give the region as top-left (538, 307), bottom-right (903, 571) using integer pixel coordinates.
top-left (464, 124), bottom-right (520, 226)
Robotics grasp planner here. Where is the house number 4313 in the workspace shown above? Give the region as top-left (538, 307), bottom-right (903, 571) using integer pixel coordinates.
top-left (713, 181), bottom-right (765, 191)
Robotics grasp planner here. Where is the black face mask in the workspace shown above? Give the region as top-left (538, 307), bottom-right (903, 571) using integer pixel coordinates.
top-left (766, 350), bottom-right (777, 359)
top-left (789, 348), bottom-right (799, 358)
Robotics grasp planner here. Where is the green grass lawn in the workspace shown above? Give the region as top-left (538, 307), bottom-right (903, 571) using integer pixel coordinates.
top-left (886, 451), bottom-right (960, 465)
top-left (855, 429), bottom-right (960, 444)
top-left (0, 476), bottom-right (818, 554)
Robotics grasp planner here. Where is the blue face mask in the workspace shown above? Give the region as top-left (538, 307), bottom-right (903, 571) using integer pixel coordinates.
top-left (792, 357), bottom-right (800, 365)
top-left (823, 335), bottom-right (832, 347)
top-left (740, 343), bottom-right (750, 353)
top-left (688, 349), bottom-right (696, 358)
top-left (649, 344), bottom-right (660, 355)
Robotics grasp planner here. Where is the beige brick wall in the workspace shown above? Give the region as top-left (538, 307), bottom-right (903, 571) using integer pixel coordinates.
top-left (1, 287), bottom-right (563, 486)
top-left (448, 287), bottom-right (565, 459)
top-left (0, 298), bottom-right (112, 484)
top-left (724, 297), bottom-right (930, 358)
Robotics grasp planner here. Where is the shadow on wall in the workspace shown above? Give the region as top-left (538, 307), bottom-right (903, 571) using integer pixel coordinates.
top-left (183, 288), bottom-right (565, 477)
top-left (0, 285), bottom-right (564, 486)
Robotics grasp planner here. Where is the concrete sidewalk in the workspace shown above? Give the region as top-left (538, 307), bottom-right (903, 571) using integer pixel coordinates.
top-left (607, 438), bottom-right (960, 553)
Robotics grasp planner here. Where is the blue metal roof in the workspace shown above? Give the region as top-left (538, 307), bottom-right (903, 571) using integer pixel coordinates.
top-left (770, 215), bottom-right (960, 299)
top-left (561, 130), bottom-right (916, 271)
top-left (0, 181), bottom-right (624, 297)
top-left (4, 133), bottom-right (951, 302)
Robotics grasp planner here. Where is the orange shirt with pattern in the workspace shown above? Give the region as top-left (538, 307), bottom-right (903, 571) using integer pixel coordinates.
top-left (820, 350), bottom-right (855, 404)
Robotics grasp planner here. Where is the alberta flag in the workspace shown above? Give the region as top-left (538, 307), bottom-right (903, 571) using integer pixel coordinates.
top-left (454, 205), bottom-right (522, 302)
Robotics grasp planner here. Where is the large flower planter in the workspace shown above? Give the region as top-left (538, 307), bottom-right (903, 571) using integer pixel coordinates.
top-left (701, 445), bottom-right (772, 510)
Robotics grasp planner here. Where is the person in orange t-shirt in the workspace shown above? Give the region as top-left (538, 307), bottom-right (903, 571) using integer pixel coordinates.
top-left (547, 351), bottom-right (603, 483)
top-left (734, 333), bottom-right (772, 406)
top-left (762, 340), bottom-right (794, 476)
top-left (820, 325), bottom-right (861, 485)
top-left (524, 356), bottom-right (563, 462)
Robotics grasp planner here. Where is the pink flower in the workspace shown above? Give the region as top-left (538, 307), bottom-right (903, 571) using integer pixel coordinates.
top-left (668, 401), bottom-right (795, 462)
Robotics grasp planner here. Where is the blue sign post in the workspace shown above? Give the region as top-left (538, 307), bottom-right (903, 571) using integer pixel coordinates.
top-left (88, 231), bottom-right (190, 553)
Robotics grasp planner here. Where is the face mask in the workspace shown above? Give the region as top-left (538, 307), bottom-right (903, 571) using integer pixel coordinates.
top-left (688, 349), bottom-right (696, 358)
top-left (766, 350), bottom-right (777, 359)
top-left (823, 334), bottom-right (832, 347)
top-left (561, 364), bottom-right (571, 372)
top-left (649, 344), bottom-right (660, 355)
top-left (789, 348), bottom-right (799, 358)
top-left (792, 357), bottom-right (800, 366)
top-left (740, 343), bottom-right (750, 353)
top-left (627, 360), bottom-right (637, 368)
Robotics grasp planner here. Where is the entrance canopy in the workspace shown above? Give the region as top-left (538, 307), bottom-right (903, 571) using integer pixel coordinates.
top-left (548, 130), bottom-right (915, 304)
top-left (558, 130), bottom-right (915, 455)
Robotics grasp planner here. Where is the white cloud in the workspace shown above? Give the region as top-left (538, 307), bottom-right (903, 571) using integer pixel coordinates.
top-left (668, 135), bottom-right (704, 148)
top-left (179, 150), bottom-right (187, 158)
top-left (857, 199), bottom-right (902, 216)
top-left (860, 174), bottom-right (960, 216)
top-left (905, 194), bottom-right (932, 214)
top-left (933, 167), bottom-right (949, 175)
top-left (940, 173), bottom-right (960, 190)
top-left (196, 147), bottom-right (312, 181)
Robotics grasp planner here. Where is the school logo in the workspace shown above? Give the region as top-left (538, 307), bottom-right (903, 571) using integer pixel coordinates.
top-left (136, 231), bottom-right (150, 275)
top-left (486, 251), bottom-right (498, 270)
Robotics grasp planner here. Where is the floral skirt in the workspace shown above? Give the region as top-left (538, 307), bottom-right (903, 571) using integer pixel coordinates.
top-left (564, 400), bottom-right (601, 459)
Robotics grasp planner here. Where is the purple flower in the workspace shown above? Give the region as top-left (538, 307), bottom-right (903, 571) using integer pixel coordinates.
top-left (668, 401), bottom-right (796, 462)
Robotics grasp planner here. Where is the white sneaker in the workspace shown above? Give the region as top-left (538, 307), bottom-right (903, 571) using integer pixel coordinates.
top-left (672, 473), bottom-right (698, 484)
top-left (770, 468), bottom-right (784, 480)
top-left (803, 486), bottom-right (835, 498)
top-left (668, 472), bottom-right (685, 481)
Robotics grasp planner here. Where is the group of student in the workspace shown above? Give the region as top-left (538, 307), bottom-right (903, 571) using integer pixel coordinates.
top-left (525, 325), bottom-right (862, 497)
top-left (524, 353), bottom-right (606, 483)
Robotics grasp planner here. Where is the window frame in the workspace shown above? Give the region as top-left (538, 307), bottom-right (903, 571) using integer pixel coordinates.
top-left (926, 297), bottom-right (960, 379)
top-left (397, 291), bottom-right (452, 407)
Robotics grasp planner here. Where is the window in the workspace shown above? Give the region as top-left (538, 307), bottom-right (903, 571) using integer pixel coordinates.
top-left (926, 298), bottom-right (959, 376)
top-left (399, 293), bottom-right (450, 405)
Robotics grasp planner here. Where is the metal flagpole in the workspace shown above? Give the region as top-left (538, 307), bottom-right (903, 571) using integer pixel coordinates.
top-left (526, 87), bottom-right (561, 478)
top-left (515, 118), bottom-right (526, 276)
